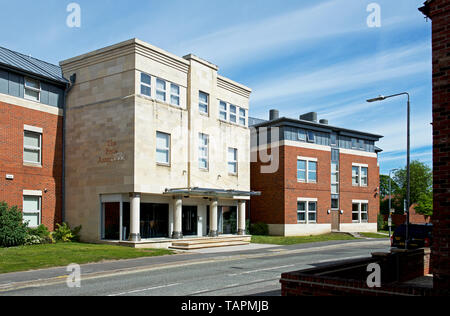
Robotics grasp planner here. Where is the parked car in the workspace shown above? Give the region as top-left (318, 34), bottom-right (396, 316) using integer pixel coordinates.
top-left (391, 224), bottom-right (433, 249)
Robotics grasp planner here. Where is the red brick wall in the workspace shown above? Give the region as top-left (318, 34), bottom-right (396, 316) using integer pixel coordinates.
top-left (422, 0), bottom-right (450, 293)
top-left (0, 100), bottom-right (63, 231)
top-left (339, 152), bottom-right (380, 224)
top-left (250, 146), bottom-right (285, 224)
top-left (251, 144), bottom-right (380, 226)
top-left (283, 146), bottom-right (331, 224)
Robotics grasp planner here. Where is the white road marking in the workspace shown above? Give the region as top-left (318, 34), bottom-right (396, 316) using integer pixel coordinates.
top-left (108, 282), bottom-right (182, 296)
top-left (228, 264), bottom-right (295, 276)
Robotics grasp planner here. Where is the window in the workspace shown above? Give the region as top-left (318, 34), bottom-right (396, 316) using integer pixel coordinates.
top-left (330, 133), bottom-right (337, 146)
top-left (156, 132), bottom-right (170, 165)
top-left (239, 108), bottom-right (246, 126)
top-left (140, 73), bottom-right (151, 97)
top-left (308, 161), bottom-right (317, 182)
top-left (331, 162), bottom-right (339, 194)
top-left (352, 166), bottom-right (360, 186)
top-left (199, 133), bottom-right (209, 170)
top-left (297, 200), bottom-right (317, 224)
top-left (298, 129), bottom-right (306, 141)
top-left (297, 160), bottom-right (307, 182)
top-left (156, 78), bottom-right (166, 102)
top-left (359, 139), bottom-right (365, 150)
top-left (24, 78), bottom-right (40, 102)
top-left (307, 131), bottom-right (315, 143)
top-left (170, 83), bottom-right (180, 106)
top-left (229, 105), bottom-right (237, 123)
top-left (23, 195), bottom-right (41, 227)
top-left (199, 91), bottom-right (209, 114)
top-left (297, 157), bottom-right (317, 183)
top-left (361, 167), bottom-right (368, 186)
top-left (352, 165), bottom-right (368, 187)
top-left (352, 201), bottom-right (369, 223)
top-left (24, 131), bottom-right (42, 164)
top-left (219, 101), bottom-right (227, 121)
top-left (228, 148), bottom-right (238, 174)
top-left (331, 198), bottom-right (339, 210)
top-left (352, 138), bottom-right (358, 149)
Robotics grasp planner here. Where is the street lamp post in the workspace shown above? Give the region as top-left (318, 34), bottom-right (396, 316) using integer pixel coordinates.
top-left (367, 93), bottom-right (410, 250)
top-left (388, 168), bottom-right (399, 238)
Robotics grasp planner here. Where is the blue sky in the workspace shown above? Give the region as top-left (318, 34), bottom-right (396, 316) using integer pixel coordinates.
top-left (0, 0), bottom-right (432, 175)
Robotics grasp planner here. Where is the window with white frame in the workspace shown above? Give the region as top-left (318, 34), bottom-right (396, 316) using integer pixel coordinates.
top-left (23, 195), bottom-right (41, 227)
top-left (307, 131), bottom-right (315, 143)
top-left (239, 108), bottom-right (246, 126)
top-left (199, 133), bottom-right (209, 170)
top-left (199, 91), bottom-right (209, 114)
top-left (331, 162), bottom-right (339, 194)
top-left (352, 201), bottom-right (369, 223)
top-left (140, 73), bottom-right (151, 97)
top-left (24, 77), bottom-right (40, 102)
top-left (297, 157), bottom-right (317, 183)
top-left (219, 101), bottom-right (227, 121)
top-left (228, 148), bottom-right (238, 174)
top-left (229, 105), bottom-right (237, 123)
top-left (297, 199), bottom-right (317, 224)
top-left (24, 130), bottom-right (42, 164)
top-left (156, 132), bottom-right (170, 165)
top-left (156, 78), bottom-right (166, 102)
top-left (352, 164), bottom-right (368, 187)
top-left (170, 83), bottom-right (180, 106)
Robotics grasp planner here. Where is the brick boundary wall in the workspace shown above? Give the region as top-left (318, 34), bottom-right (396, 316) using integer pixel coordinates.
top-left (281, 248), bottom-right (433, 296)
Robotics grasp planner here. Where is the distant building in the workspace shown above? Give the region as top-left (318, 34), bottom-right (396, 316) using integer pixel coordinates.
top-left (250, 110), bottom-right (383, 235)
top-left (0, 46), bottom-right (67, 230)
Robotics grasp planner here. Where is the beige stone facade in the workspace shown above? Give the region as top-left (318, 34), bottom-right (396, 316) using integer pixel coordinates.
top-left (60, 39), bottom-right (252, 242)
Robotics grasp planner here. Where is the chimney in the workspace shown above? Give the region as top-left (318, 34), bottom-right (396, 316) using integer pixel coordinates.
top-left (319, 119), bottom-right (329, 125)
top-left (269, 109), bottom-right (279, 121)
top-left (300, 112), bottom-right (318, 123)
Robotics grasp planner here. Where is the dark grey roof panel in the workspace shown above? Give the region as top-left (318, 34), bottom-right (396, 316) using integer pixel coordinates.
top-left (0, 46), bottom-right (68, 84)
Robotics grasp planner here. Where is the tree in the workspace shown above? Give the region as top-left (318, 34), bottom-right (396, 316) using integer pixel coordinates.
top-left (415, 191), bottom-right (433, 216)
top-left (379, 174), bottom-right (400, 215)
top-left (0, 202), bottom-right (28, 247)
top-left (391, 161), bottom-right (433, 214)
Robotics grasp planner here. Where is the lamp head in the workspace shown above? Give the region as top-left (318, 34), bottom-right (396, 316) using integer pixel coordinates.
top-left (366, 95), bottom-right (386, 103)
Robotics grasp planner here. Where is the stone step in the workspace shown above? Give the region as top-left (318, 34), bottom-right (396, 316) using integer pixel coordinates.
top-left (169, 240), bottom-right (250, 250)
top-left (171, 237), bottom-right (249, 246)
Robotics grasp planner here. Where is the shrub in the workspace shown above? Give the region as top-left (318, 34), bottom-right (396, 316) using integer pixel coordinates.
top-left (27, 224), bottom-right (54, 244)
top-left (0, 202), bottom-right (28, 247)
top-left (24, 234), bottom-right (43, 246)
top-left (53, 223), bottom-right (82, 242)
top-left (249, 222), bottom-right (269, 236)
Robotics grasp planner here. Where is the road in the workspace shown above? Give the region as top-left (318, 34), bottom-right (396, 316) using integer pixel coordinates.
top-left (0, 239), bottom-right (390, 296)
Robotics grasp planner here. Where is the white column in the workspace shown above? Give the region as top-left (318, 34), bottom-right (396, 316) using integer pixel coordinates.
top-left (238, 200), bottom-right (246, 235)
top-left (172, 196), bottom-right (183, 239)
top-left (129, 193), bottom-right (141, 241)
top-left (209, 199), bottom-right (218, 237)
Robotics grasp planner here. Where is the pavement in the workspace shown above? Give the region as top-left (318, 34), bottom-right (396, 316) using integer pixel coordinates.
top-left (0, 238), bottom-right (391, 296)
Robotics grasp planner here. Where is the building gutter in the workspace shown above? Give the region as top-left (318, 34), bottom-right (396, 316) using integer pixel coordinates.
top-left (61, 73), bottom-right (76, 223)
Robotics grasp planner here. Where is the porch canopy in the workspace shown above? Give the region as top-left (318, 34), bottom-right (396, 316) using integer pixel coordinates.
top-left (163, 187), bottom-right (261, 239)
top-left (163, 187), bottom-right (261, 198)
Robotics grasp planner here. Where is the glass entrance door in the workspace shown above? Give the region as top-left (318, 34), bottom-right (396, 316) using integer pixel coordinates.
top-left (182, 206), bottom-right (198, 236)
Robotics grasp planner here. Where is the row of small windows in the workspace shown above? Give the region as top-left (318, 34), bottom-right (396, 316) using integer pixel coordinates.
top-left (156, 131), bottom-right (238, 175)
top-left (140, 73), bottom-right (247, 127)
top-left (297, 200), bottom-right (369, 224)
top-left (0, 70), bottom-right (64, 108)
top-left (282, 127), bottom-right (375, 152)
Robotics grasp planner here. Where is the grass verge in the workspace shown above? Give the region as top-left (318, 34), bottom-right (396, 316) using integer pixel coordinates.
top-left (359, 232), bottom-right (390, 239)
top-left (0, 242), bottom-right (173, 274)
top-left (251, 233), bottom-right (357, 245)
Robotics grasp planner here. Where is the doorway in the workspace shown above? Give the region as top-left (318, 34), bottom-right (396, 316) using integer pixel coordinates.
top-left (182, 206), bottom-right (198, 236)
top-left (331, 210), bottom-right (340, 231)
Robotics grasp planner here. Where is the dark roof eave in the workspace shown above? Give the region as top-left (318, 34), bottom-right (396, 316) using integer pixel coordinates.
top-left (0, 61), bottom-right (69, 86)
top-left (163, 187), bottom-right (261, 197)
top-left (252, 117), bottom-right (384, 140)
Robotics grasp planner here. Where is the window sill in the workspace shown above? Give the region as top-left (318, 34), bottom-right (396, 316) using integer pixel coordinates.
top-left (156, 163), bottom-right (171, 168)
top-left (23, 162), bottom-right (42, 168)
top-left (138, 94), bottom-right (184, 110)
